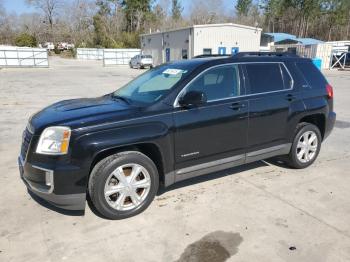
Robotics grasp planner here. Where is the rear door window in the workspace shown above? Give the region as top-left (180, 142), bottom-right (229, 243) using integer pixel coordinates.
top-left (245, 63), bottom-right (285, 94)
top-left (295, 62), bottom-right (327, 88)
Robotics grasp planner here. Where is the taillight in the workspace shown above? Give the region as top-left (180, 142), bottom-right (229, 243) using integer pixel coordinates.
top-left (326, 84), bottom-right (333, 99)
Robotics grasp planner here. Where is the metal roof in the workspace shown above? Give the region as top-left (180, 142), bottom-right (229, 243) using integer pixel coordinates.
top-left (294, 38), bottom-right (324, 45)
top-left (140, 23), bottom-right (262, 37)
top-left (263, 33), bottom-right (296, 42)
top-left (275, 37), bottom-right (324, 45)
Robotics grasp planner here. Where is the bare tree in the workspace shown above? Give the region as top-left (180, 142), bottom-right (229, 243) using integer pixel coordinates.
top-left (0, 1), bottom-right (17, 45)
top-left (26, 0), bottom-right (64, 42)
top-left (26, 0), bottom-right (63, 29)
top-left (63, 0), bottom-right (96, 46)
top-left (190, 0), bottom-right (226, 25)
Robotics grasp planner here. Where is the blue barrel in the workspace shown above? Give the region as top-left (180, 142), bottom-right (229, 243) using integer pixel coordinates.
top-left (312, 58), bottom-right (322, 70)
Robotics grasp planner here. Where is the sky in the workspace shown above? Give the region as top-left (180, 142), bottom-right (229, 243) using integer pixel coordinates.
top-left (2, 0), bottom-right (35, 14)
top-left (2, 0), bottom-right (234, 15)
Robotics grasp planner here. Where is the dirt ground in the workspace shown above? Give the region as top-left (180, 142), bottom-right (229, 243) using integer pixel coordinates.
top-left (1, 57), bottom-right (350, 262)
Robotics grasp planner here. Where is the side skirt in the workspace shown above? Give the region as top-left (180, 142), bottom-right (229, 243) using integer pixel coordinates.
top-left (164, 143), bottom-right (291, 187)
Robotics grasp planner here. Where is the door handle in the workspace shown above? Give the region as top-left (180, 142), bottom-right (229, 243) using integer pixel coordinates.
top-left (285, 94), bottom-right (296, 101)
top-left (229, 102), bottom-right (245, 110)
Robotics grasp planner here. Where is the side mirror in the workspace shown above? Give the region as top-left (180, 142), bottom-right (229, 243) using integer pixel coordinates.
top-left (178, 91), bottom-right (207, 108)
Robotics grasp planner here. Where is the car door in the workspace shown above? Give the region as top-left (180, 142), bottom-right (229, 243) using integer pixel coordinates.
top-left (173, 64), bottom-right (249, 179)
top-left (243, 62), bottom-right (296, 161)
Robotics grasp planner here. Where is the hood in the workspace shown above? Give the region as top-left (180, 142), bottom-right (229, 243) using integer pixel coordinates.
top-left (30, 95), bottom-right (138, 132)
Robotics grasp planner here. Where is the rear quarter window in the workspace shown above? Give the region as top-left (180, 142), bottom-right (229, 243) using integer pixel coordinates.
top-left (295, 62), bottom-right (327, 89)
top-left (245, 63), bottom-right (285, 94)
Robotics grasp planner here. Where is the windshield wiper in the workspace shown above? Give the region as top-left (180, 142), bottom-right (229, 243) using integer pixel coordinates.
top-left (111, 94), bottom-right (132, 104)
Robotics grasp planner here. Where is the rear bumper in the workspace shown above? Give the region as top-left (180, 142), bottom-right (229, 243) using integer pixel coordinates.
top-left (140, 63), bottom-right (153, 67)
top-left (18, 156), bottom-right (86, 210)
top-left (324, 111), bottom-right (336, 140)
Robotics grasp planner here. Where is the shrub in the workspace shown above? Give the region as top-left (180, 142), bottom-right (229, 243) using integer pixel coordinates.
top-left (54, 46), bottom-right (61, 54)
top-left (14, 33), bottom-right (37, 47)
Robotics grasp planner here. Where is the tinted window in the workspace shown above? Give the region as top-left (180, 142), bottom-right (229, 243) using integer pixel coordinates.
top-left (185, 64), bottom-right (240, 101)
top-left (245, 63), bottom-right (284, 94)
top-left (295, 62), bottom-right (327, 88)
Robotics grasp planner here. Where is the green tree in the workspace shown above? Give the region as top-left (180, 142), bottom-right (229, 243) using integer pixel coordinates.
top-left (235, 0), bottom-right (252, 17)
top-left (96, 0), bottom-right (112, 16)
top-left (121, 0), bottom-right (152, 31)
top-left (260, 0), bottom-right (283, 32)
top-left (93, 13), bottom-right (113, 47)
top-left (14, 33), bottom-right (37, 47)
top-left (171, 0), bottom-right (183, 21)
top-left (321, 0), bottom-right (348, 40)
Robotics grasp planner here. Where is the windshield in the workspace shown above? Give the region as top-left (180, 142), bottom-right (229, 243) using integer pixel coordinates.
top-left (112, 63), bottom-right (195, 104)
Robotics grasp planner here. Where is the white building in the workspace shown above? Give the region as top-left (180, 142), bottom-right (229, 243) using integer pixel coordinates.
top-left (140, 23), bottom-right (262, 65)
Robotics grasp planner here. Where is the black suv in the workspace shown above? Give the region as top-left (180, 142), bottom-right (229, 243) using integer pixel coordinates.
top-left (18, 52), bottom-right (336, 219)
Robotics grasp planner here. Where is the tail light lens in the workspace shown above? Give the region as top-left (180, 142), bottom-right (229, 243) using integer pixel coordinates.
top-left (326, 84), bottom-right (333, 99)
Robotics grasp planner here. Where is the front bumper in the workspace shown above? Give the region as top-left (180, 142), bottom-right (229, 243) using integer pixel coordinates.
top-left (18, 156), bottom-right (86, 210)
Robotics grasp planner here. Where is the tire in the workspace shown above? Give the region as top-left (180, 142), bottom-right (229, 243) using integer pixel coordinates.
top-left (284, 122), bottom-right (322, 169)
top-left (88, 151), bottom-right (159, 219)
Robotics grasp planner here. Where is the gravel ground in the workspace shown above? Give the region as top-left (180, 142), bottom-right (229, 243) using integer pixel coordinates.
top-left (1, 57), bottom-right (350, 262)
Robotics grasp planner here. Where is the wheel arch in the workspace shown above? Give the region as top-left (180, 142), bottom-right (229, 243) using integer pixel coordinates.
top-left (298, 113), bottom-right (326, 139)
top-left (89, 142), bottom-right (166, 185)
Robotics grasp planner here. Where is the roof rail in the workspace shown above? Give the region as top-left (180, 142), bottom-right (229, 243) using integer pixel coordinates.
top-left (193, 54), bottom-right (231, 58)
top-left (234, 52), bottom-right (299, 58)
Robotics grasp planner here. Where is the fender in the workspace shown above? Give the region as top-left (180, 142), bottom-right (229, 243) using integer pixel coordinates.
top-left (70, 114), bottom-right (175, 189)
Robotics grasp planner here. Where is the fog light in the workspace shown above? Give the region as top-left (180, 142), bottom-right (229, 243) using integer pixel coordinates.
top-left (45, 171), bottom-right (53, 187)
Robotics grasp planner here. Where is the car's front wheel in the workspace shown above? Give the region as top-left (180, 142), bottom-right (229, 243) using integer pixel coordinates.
top-left (285, 122), bottom-right (322, 169)
top-left (88, 151), bottom-right (159, 219)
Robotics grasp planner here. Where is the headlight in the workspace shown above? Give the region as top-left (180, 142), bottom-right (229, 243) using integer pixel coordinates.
top-left (36, 126), bottom-right (71, 155)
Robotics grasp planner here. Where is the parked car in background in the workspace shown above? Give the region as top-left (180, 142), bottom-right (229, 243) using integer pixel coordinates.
top-left (19, 52), bottom-right (335, 219)
top-left (57, 42), bottom-right (75, 51)
top-left (66, 43), bottom-right (75, 50)
top-left (129, 54), bottom-right (153, 69)
top-left (42, 42), bottom-right (55, 50)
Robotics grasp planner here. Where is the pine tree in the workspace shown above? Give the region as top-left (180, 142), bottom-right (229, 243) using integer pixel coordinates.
top-left (235, 0), bottom-right (252, 17)
top-left (171, 0), bottom-right (183, 21)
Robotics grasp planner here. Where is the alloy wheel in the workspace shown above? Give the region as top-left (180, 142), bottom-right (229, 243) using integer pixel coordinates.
top-left (104, 163), bottom-right (151, 211)
top-left (296, 131), bottom-right (318, 163)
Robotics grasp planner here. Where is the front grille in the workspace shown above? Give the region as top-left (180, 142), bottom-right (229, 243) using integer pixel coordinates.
top-left (20, 128), bottom-right (33, 161)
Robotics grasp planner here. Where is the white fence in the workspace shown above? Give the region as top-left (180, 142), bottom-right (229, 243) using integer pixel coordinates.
top-left (76, 48), bottom-right (104, 60)
top-left (0, 47), bottom-right (49, 68)
top-left (103, 49), bottom-right (141, 66)
top-left (76, 48), bottom-right (141, 65)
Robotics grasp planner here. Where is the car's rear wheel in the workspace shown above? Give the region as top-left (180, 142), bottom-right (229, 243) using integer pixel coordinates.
top-left (285, 123), bottom-right (322, 169)
top-left (88, 151), bottom-right (159, 219)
